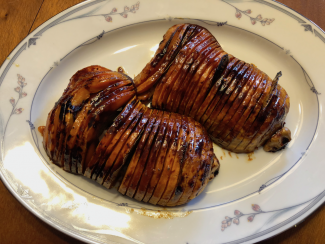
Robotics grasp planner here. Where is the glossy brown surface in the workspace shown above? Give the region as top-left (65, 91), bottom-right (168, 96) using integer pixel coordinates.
top-left (59, 93), bottom-right (216, 206)
top-left (41, 66), bottom-right (136, 175)
top-left (1, 0), bottom-right (325, 243)
top-left (136, 23), bottom-right (290, 153)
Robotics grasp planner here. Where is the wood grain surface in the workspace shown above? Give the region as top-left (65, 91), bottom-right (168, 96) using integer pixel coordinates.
top-left (0, 0), bottom-right (324, 243)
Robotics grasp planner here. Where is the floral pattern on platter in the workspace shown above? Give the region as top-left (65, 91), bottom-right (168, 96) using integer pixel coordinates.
top-left (221, 0), bottom-right (274, 26)
top-left (220, 190), bottom-right (324, 232)
top-left (103, 2), bottom-right (140, 22)
top-left (27, 1), bottom-right (140, 48)
top-left (0, 1), bottom-right (323, 243)
top-left (221, 204), bottom-right (263, 231)
top-left (2, 74), bottom-right (27, 143)
top-left (9, 74), bottom-right (27, 116)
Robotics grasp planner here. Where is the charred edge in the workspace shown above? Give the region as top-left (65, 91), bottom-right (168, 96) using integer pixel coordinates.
top-left (94, 161), bottom-right (106, 182)
top-left (70, 102), bottom-right (84, 114)
top-left (175, 186), bottom-right (183, 196)
top-left (199, 160), bottom-right (208, 182)
top-left (270, 142), bottom-right (288, 152)
top-left (63, 146), bottom-right (71, 170)
top-left (161, 26), bottom-right (194, 77)
top-left (151, 27), bottom-right (179, 67)
top-left (87, 161), bottom-right (98, 174)
top-left (211, 54), bottom-right (229, 86)
top-left (180, 139), bottom-right (189, 167)
top-left (196, 164), bottom-right (210, 197)
top-left (275, 71), bottom-right (282, 80)
top-left (59, 102), bottom-right (67, 121)
top-left (71, 146), bottom-right (83, 172)
top-left (196, 164), bottom-right (210, 196)
top-left (168, 25), bottom-right (191, 61)
top-left (90, 161), bottom-right (104, 180)
top-left (188, 180), bottom-right (195, 188)
top-left (219, 77), bottom-right (230, 92)
top-left (217, 58), bottom-right (239, 89)
top-left (217, 64), bottom-right (240, 93)
top-left (263, 75), bottom-right (280, 109)
top-left (257, 94), bottom-right (278, 125)
top-left (58, 96), bottom-right (72, 121)
top-left (282, 136), bottom-right (290, 145)
top-left (179, 25), bottom-right (196, 50)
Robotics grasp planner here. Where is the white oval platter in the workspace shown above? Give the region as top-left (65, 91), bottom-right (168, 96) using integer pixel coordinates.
top-left (0, 0), bottom-right (324, 243)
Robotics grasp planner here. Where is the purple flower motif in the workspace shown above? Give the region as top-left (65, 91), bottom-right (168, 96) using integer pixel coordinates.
top-left (10, 98), bottom-right (15, 105)
top-left (18, 80), bottom-right (24, 87)
top-left (221, 215), bottom-right (233, 231)
top-left (14, 108), bottom-right (24, 114)
top-left (21, 92), bottom-right (27, 98)
top-left (221, 203), bottom-right (274, 230)
top-left (221, 222), bottom-right (228, 231)
top-left (105, 15), bottom-right (112, 22)
top-left (100, 3), bottom-right (139, 23)
top-left (235, 11), bottom-right (242, 19)
top-left (233, 218), bottom-right (239, 225)
top-left (226, 2), bottom-right (273, 27)
top-left (252, 204), bottom-right (262, 212)
top-left (17, 74), bottom-right (27, 87)
top-left (266, 18), bottom-right (275, 25)
top-left (135, 1), bottom-right (140, 10)
top-left (14, 87), bottom-right (21, 92)
top-left (247, 215), bottom-right (255, 222)
top-left (17, 74), bottom-right (24, 81)
top-left (130, 5), bottom-right (136, 13)
top-left (261, 18), bottom-right (268, 26)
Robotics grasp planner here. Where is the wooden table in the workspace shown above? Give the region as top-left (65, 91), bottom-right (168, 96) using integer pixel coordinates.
top-left (1, 0), bottom-right (324, 243)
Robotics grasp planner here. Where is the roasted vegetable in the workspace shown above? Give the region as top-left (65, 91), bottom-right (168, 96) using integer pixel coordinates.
top-left (41, 23), bottom-right (292, 206)
top-left (41, 66), bottom-right (219, 206)
top-left (42, 66), bottom-right (136, 172)
top-left (83, 99), bottom-right (217, 206)
top-left (134, 23), bottom-right (291, 153)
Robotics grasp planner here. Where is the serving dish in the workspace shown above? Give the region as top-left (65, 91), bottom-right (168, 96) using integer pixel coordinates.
top-left (1, 0), bottom-right (324, 243)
